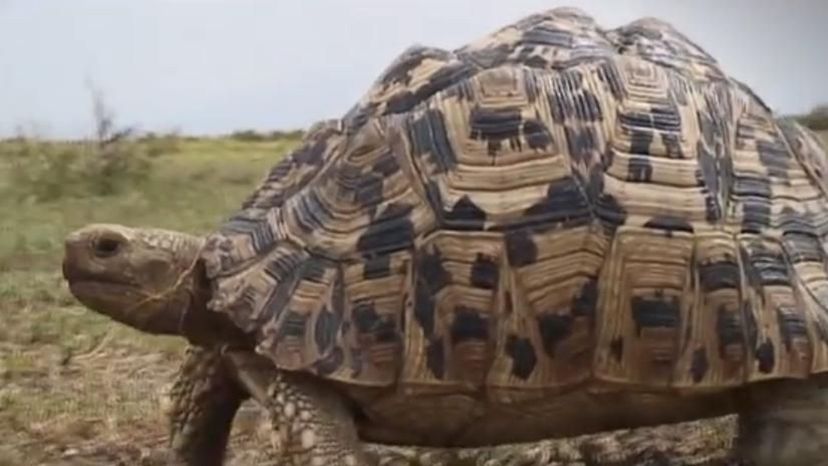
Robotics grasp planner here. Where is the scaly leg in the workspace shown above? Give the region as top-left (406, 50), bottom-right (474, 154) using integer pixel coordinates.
top-left (224, 351), bottom-right (374, 466)
top-left (166, 345), bottom-right (247, 466)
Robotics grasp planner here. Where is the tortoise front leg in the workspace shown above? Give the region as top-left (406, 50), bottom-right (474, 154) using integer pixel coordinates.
top-left (224, 351), bottom-right (374, 466)
top-left (166, 345), bottom-right (247, 466)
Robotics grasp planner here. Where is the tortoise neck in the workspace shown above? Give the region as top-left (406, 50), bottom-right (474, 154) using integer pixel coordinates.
top-left (178, 258), bottom-right (251, 349)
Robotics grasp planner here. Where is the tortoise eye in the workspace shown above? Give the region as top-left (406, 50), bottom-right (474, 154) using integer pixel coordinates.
top-left (92, 236), bottom-right (123, 258)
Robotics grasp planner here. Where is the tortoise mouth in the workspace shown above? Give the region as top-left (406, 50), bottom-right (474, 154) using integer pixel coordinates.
top-left (62, 258), bottom-right (135, 288)
top-left (64, 273), bottom-right (184, 335)
top-left (65, 277), bottom-right (146, 313)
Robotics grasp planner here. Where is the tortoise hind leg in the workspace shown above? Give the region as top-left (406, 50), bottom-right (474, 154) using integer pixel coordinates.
top-left (736, 377), bottom-right (828, 466)
top-left (224, 351), bottom-right (374, 466)
top-left (166, 345), bottom-right (247, 466)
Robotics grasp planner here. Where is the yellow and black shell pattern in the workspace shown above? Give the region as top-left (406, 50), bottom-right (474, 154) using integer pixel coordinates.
top-left (200, 7), bottom-right (828, 395)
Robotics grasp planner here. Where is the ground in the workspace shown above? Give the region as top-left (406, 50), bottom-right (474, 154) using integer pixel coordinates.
top-left (1, 131), bottom-right (826, 466)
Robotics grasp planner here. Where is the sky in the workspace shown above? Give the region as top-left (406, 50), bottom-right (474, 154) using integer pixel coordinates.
top-left (1, 0), bottom-right (826, 138)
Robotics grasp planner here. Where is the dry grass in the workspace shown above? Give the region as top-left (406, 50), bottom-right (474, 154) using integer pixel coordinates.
top-left (1, 131), bottom-right (826, 466)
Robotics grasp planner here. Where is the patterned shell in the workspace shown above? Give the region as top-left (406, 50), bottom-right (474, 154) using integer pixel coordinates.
top-left (200, 8), bottom-right (828, 394)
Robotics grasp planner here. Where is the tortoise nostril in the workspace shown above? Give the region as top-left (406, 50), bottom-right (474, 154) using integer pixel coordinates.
top-left (93, 237), bottom-right (123, 258)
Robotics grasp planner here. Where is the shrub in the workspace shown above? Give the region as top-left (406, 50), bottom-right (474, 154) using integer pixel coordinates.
top-left (795, 104), bottom-right (828, 131)
top-left (229, 128), bottom-right (305, 142)
top-left (2, 89), bottom-right (171, 202)
top-left (229, 129), bottom-right (268, 142)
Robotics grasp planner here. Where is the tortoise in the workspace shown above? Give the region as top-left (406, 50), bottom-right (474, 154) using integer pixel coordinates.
top-left (61, 6), bottom-right (828, 466)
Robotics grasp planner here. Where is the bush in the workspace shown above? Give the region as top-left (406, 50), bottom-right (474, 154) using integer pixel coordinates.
top-left (229, 129), bottom-right (268, 142)
top-left (138, 130), bottom-right (182, 158)
top-left (229, 128), bottom-right (305, 142)
top-left (794, 104), bottom-right (828, 131)
top-left (2, 90), bottom-right (171, 202)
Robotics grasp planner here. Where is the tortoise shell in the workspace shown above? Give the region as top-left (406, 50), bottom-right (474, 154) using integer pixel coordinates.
top-left (200, 7), bottom-right (828, 396)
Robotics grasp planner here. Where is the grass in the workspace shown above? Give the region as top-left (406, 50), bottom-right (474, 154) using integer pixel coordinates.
top-left (0, 135), bottom-right (298, 465)
top-left (0, 129), bottom-right (826, 466)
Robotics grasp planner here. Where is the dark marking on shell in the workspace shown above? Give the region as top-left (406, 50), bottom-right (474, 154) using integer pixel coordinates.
top-left (238, 217), bottom-right (277, 255)
top-left (426, 339), bottom-right (445, 379)
top-left (385, 92), bottom-right (421, 115)
top-left (783, 231), bottom-right (823, 263)
top-left (629, 130), bottom-right (654, 156)
top-left (354, 173), bottom-right (384, 209)
top-left (521, 178), bottom-right (592, 230)
top-left (363, 255), bottom-right (391, 280)
top-left (662, 132), bottom-right (683, 158)
top-left (522, 24), bottom-right (576, 48)
top-left (356, 203), bottom-right (415, 256)
top-left (537, 314), bottom-right (573, 357)
top-left (736, 176), bottom-right (772, 234)
top-left (353, 302), bottom-right (380, 335)
top-left (643, 216), bottom-right (694, 235)
top-left (444, 195), bottom-right (487, 230)
top-left (742, 301), bottom-right (759, 353)
top-left (506, 335), bottom-right (537, 380)
top-left (408, 108), bottom-right (457, 172)
top-left (691, 347), bottom-right (709, 383)
top-left (302, 259), bottom-right (327, 282)
top-left (716, 307), bottom-right (744, 359)
top-left (755, 340), bottom-right (775, 374)
top-left (291, 188), bottom-right (335, 237)
top-left (564, 126), bottom-right (598, 165)
top-left (596, 191), bottom-right (628, 228)
top-left (777, 309), bottom-right (808, 351)
top-left (385, 60), bottom-right (479, 115)
top-left (572, 278), bottom-right (599, 319)
top-left (597, 61), bottom-right (624, 100)
top-left (631, 293), bottom-right (681, 335)
top-left (745, 244), bottom-right (790, 288)
top-left (470, 253), bottom-right (499, 289)
top-left (314, 308), bottom-right (339, 355)
top-left (627, 156), bottom-right (653, 182)
top-left (470, 107), bottom-right (523, 156)
top-left (697, 142), bottom-right (722, 222)
top-left (293, 135), bottom-right (329, 167)
top-left (372, 152), bottom-right (400, 177)
top-left (699, 261), bottom-right (739, 292)
top-left (578, 90), bottom-right (603, 122)
top-left (780, 209), bottom-right (819, 238)
top-left (505, 229), bottom-right (538, 267)
top-left (756, 139), bottom-right (790, 180)
top-left (262, 250), bottom-right (306, 284)
top-left (450, 307), bottom-right (490, 343)
top-left (414, 248), bottom-right (451, 337)
top-left (523, 119), bottom-right (553, 150)
top-left (523, 55), bottom-right (549, 69)
top-left (279, 310), bottom-right (307, 339)
top-left (460, 43), bottom-right (512, 69)
top-left (379, 47), bottom-right (451, 87)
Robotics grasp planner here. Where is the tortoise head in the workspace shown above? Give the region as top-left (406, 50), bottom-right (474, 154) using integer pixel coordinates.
top-left (62, 223), bottom-right (208, 337)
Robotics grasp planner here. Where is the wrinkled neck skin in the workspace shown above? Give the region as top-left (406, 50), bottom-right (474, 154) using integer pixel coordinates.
top-left (179, 263), bottom-right (250, 348)
top-left (62, 224), bottom-right (250, 349)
